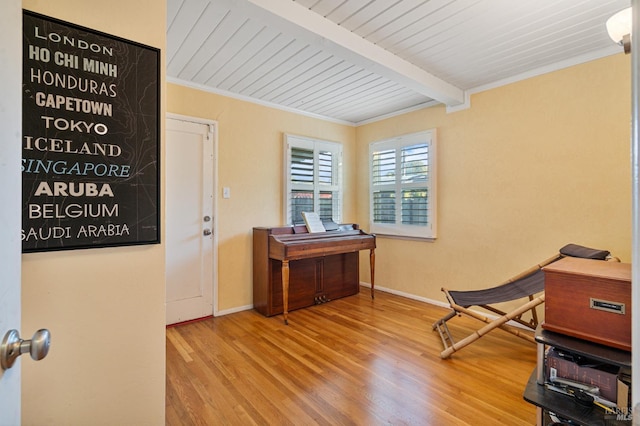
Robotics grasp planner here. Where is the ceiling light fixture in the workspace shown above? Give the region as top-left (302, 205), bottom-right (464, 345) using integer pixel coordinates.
top-left (606, 7), bottom-right (632, 54)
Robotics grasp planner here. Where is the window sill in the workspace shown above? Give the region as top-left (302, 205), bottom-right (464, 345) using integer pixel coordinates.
top-left (372, 233), bottom-right (436, 242)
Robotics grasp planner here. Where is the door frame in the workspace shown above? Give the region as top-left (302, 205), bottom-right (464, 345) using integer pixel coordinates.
top-left (166, 113), bottom-right (219, 317)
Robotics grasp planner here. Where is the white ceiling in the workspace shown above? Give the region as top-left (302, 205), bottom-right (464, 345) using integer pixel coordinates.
top-left (167, 0), bottom-right (629, 125)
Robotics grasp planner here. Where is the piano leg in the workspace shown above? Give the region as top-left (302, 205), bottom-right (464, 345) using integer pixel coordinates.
top-left (370, 249), bottom-right (375, 299)
top-left (282, 260), bottom-right (290, 325)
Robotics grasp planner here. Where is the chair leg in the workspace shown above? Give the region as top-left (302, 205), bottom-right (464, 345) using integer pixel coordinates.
top-left (432, 311), bottom-right (457, 352)
top-left (529, 295), bottom-right (540, 328)
top-left (432, 310), bottom-right (457, 330)
top-left (440, 295), bottom-right (544, 359)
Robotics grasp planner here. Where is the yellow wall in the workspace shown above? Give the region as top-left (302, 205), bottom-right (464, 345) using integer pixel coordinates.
top-left (167, 84), bottom-right (357, 311)
top-left (21, 1), bottom-right (166, 425)
top-left (356, 54), bottom-right (632, 310)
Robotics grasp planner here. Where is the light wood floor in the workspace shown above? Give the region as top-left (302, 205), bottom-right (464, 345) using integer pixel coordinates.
top-left (166, 288), bottom-right (537, 425)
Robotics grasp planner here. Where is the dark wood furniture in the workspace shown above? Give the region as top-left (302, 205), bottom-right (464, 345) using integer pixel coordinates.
top-left (543, 257), bottom-right (631, 351)
top-left (253, 224), bottom-right (375, 324)
top-left (523, 326), bottom-right (631, 425)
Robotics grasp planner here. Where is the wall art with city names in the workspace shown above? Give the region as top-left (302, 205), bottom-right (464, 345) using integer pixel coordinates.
top-left (22, 10), bottom-right (160, 252)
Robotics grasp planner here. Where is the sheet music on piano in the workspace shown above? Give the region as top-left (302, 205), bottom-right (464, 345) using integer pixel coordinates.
top-left (301, 211), bottom-right (325, 233)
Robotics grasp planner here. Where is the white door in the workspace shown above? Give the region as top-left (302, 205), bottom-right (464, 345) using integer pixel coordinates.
top-left (0, 0), bottom-right (23, 421)
top-left (166, 117), bottom-right (216, 325)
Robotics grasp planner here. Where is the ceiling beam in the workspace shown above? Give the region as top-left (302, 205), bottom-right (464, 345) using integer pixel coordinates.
top-left (240, 0), bottom-right (466, 106)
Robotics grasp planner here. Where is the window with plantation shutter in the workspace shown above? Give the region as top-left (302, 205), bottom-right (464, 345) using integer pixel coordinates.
top-left (369, 130), bottom-right (437, 239)
top-left (284, 134), bottom-right (342, 225)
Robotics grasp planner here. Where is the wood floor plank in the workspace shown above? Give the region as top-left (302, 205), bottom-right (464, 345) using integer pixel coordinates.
top-left (166, 288), bottom-right (537, 425)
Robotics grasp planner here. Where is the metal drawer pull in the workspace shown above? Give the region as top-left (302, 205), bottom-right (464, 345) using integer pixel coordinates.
top-left (589, 298), bottom-right (625, 314)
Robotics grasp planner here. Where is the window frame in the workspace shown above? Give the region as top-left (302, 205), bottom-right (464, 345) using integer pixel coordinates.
top-left (284, 134), bottom-right (343, 226)
top-left (369, 130), bottom-right (437, 239)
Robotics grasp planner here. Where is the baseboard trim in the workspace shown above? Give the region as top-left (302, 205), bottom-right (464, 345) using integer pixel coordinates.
top-left (216, 304), bottom-right (254, 317)
top-left (360, 281), bottom-right (533, 330)
top-left (360, 281), bottom-right (450, 309)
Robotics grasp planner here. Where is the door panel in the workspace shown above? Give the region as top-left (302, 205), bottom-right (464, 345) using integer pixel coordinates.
top-left (166, 117), bottom-right (215, 325)
top-left (0, 0), bottom-right (23, 421)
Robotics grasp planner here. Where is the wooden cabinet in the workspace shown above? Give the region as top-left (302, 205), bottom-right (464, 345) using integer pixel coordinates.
top-left (543, 257), bottom-right (631, 351)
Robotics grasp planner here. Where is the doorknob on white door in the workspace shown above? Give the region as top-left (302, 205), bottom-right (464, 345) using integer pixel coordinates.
top-left (1, 329), bottom-right (51, 370)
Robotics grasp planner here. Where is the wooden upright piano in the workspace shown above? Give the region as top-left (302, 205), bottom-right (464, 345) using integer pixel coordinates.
top-left (253, 224), bottom-right (376, 324)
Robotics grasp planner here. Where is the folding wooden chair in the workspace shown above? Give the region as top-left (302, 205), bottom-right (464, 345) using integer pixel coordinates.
top-left (432, 244), bottom-right (612, 358)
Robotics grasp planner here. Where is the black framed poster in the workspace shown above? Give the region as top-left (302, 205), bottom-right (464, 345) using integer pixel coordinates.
top-left (22, 10), bottom-right (160, 253)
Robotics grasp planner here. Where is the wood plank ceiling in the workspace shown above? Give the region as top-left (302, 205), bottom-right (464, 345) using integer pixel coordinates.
top-left (167, 0), bottom-right (629, 124)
